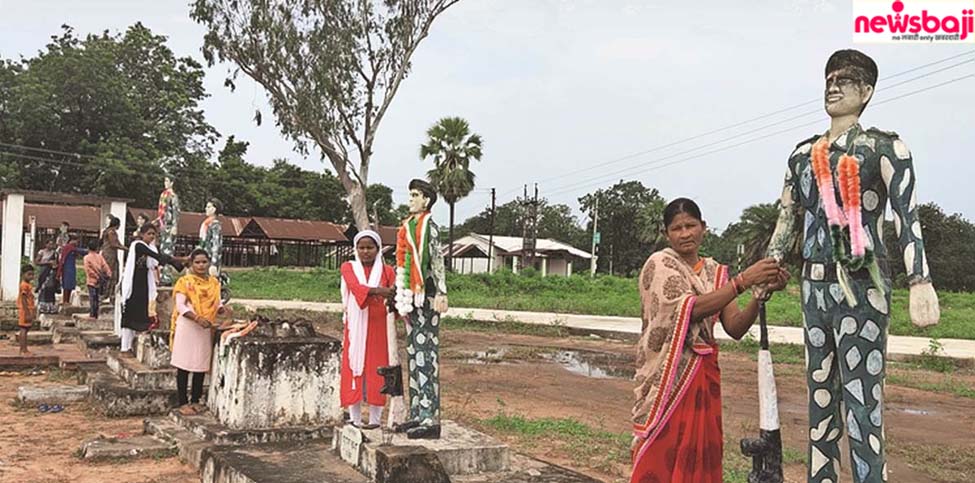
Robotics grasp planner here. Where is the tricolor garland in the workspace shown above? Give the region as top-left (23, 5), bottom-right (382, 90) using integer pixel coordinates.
top-left (394, 212), bottom-right (431, 316)
top-left (810, 135), bottom-right (886, 305)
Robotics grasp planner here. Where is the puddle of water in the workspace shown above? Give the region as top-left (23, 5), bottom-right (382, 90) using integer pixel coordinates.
top-left (543, 350), bottom-right (635, 380)
top-left (461, 348), bottom-right (510, 365)
top-left (899, 408), bottom-right (930, 416)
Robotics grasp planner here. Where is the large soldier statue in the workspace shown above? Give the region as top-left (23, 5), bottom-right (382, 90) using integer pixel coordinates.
top-left (393, 179), bottom-right (448, 440)
top-left (767, 49), bottom-right (940, 483)
top-left (156, 176), bottom-right (181, 285)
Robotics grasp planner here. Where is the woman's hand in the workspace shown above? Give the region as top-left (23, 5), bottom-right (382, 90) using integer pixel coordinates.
top-left (739, 258), bottom-right (782, 289)
top-left (370, 287), bottom-right (395, 298)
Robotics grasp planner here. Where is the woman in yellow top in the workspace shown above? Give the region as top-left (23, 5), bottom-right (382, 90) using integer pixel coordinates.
top-left (170, 248), bottom-right (231, 414)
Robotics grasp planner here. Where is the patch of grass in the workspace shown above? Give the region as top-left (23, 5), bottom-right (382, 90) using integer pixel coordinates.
top-left (479, 412), bottom-right (630, 476)
top-left (45, 367), bottom-right (76, 383)
top-left (887, 373), bottom-right (975, 399)
top-left (232, 268), bottom-right (975, 340)
top-left (719, 335), bottom-right (806, 365)
top-left (888, 440), bottom-right (975, 482)
top-left (442, 316), bottom-right (570, 338)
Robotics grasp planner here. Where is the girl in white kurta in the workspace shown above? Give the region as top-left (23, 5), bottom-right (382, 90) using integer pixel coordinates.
top-left (170, 248), bottom-right (230, 414)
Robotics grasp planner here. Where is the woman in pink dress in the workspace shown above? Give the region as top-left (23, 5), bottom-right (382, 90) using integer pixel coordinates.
top-left (170, 248), bottom-right (230, 415)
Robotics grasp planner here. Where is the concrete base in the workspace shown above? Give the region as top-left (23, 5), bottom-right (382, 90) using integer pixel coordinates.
top-left (88, 371), bottom-right (178, 417)
top-left (167, 410), bottom-right (333, 446)
top-left (80, 435), bottom-right (175, 460)
top-left (201, 441), bottom-right (368, 483)
top-left (77, 332), bottom-right (120, 353)
top-left (70, 314), bottom-right (114, 331)
top-left (373, 445), bottom-right (451, 483)
top-left (17, 383), bottom-right (90, 404)
top-left (334, 421), bottom-right (510, 478)
top-left (208, 321), bottom-right (342, 430)
top-left (6, 332), bottom-right (52, 345)
top-left (135, 330), bottom-right (172, 369)
top-left (106, 351), bottom-right (197, 391)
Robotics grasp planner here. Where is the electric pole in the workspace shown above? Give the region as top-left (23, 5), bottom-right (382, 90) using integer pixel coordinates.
top-left (590, 196), bottom-right (599, 277)
top-left (488, 187), bottom-right (496, 273)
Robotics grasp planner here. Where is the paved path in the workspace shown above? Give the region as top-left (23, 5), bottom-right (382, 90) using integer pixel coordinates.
top-left (233, 298), bottom-right (975, 360)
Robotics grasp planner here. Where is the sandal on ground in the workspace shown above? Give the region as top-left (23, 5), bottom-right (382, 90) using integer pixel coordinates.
top-left (48, 404), bottom-right (64, 413)
top-left (38, 404), bottom-right (50, 413)
top-left (177, 404), bottom-right (197, 416)
top-left (359, 423), bottom-right (380, 430)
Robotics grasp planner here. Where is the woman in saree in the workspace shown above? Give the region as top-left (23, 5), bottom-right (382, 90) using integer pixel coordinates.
top-left (631, 198), bottom-right (788, 483)
top-left (170, 248), bottom-right (231, 414)
top-left (120, 223), bottom-right (184, 354)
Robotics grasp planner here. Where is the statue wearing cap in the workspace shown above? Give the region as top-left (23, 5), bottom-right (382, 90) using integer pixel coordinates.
top-left (391, 178), bottom-right (448, 439)
top-left (767, 49), bottom-right (940, 483)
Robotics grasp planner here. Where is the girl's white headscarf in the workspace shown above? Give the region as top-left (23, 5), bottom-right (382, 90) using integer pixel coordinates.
top-left (340, 230), bottom-right (384, 387)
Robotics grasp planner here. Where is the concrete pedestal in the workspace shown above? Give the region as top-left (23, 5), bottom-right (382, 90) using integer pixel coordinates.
top-left (208, 320), bottom-right (342, 430)
top-left (333, 420), bottom-right (510, 479)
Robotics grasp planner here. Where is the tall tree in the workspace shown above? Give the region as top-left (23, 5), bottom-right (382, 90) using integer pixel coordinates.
top-left (420, 117), bottom-right (484, 270)
top-left (578, 180), bottom-right (666, 276)
top-left (0, 24), bottom-right (217, 207)
top-left (884, 203), bottom-right (975, 291)
top-left (191, 0), bottom-right (462, 229)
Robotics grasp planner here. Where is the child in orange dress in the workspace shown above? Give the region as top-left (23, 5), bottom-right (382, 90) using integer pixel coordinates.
top-left (17, 265), bottom-right (36, 355)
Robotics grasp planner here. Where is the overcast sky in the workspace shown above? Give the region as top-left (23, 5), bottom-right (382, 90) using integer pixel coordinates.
top-left (1, 0), bottom-right (972, 232)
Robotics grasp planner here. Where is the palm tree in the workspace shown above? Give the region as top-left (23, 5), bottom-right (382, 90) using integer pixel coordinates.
top-left (420, 117), bottom-right (484, 271)
top-left (738, 202), bottom-right (784, 267)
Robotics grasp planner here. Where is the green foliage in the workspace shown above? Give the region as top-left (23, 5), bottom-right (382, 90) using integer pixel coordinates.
top-left (885, 203), bottom-right (975, 291)
top-left (578, 180), bottom-right (666, 276)
top-left (233, 268), bottom-right (975, 340)
top-left (456, 197), bottom-right (590, 252)
top-left (0, 24), bottom-right (217, 208)
top-left (191, 0), bottom-right (462, 229)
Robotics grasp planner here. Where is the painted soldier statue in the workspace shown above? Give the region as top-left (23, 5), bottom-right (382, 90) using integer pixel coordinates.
top-left (393, 179), bottom-right (448, 440)
top-left (198, 199), bottom-right (223, 278)
top-left (767, 49), bottom-right (940, 483)
top-left (156, 176), bottom-right (181, 285)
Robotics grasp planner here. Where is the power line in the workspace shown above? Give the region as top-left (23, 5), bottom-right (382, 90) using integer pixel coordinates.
top-left (541, 72), bottom-right (975, 201)
top-left (499, 49), bottom-right (975, 197)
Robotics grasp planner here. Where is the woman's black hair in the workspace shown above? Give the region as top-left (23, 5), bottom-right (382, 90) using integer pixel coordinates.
top-left (663, 198), bottom-right (704, 228)
top-left (139, 222), bottom-right (158, 235)
top-left (87, 239), bottom-right (100, 251)
top-left (189, 248), bottom-right (210, 261)
top-left (136, 213), bottom-right (149, 222)
top-left (108, 215), bottom-right (120, 228)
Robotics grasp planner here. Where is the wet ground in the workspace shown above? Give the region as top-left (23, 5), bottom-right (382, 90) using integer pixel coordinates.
top-left (1, 312), bottom-right (973, 482)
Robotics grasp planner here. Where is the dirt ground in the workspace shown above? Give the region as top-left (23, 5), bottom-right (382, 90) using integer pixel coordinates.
top-left (1, 320), bottom-right (973, 483)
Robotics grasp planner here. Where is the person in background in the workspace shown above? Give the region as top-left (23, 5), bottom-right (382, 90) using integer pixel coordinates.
top-left (84, 240), bottom-right (112, 319)
top-left (101, 215), bottom-right (125, 302)
top-left (56, 233), bottom-right (86, 307)
top-left (17, 265), bottom-right (36, 355)
top-left (34, 239), bottom-right (57, 295)
top-left (120, 223), bottom-right (184, 354)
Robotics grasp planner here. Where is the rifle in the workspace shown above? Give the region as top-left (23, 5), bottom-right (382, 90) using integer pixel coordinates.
top-left (740, 302), bottom-right (784, 483)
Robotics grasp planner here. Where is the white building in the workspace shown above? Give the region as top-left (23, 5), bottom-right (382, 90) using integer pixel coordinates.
top-left (447, 233), bottom-right (591, 276)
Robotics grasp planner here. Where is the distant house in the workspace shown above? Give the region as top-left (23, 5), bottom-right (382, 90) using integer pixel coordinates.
top-left (447, 233), bottom-right (591, 276)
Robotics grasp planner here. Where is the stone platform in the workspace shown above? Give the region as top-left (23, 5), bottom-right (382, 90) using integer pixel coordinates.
top-left (334, 421), bottom-right (510, 478)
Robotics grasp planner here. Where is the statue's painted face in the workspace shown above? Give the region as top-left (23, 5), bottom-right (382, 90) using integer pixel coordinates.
top-left (205, 202), bottom-right (217, 217)
top-left (164, 177), bottom-right (173, 190)
top-left (408, 189), bottom-right (429, 214)
top-left (665, 212), bottom-right (705, 258)
top-left (824, 69), bottom-right (873, 118)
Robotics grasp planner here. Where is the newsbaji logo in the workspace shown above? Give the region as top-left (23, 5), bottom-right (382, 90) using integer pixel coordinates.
top-left (853, 0), bottom-right (975, 43)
